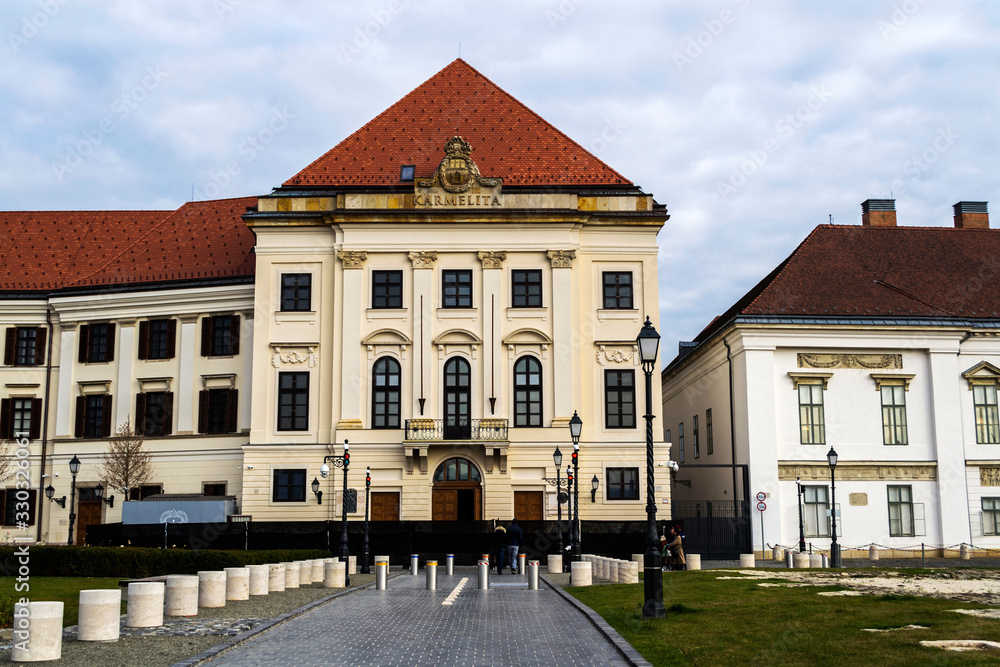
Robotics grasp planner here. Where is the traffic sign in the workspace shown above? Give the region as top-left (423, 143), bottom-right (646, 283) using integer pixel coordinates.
top-left (756, 491), bottom-right (766, 502)
top-left (756, 501), bottom-right (767, 511)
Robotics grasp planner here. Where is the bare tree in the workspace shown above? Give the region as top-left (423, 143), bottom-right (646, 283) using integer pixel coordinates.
top-left (97, 417), bottom-right (153, 498)
top-left (0, 440), bottom-right (13, 484)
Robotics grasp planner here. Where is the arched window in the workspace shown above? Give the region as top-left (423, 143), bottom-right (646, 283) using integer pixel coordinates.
top-left (514, 356), bottom-right (542, 426)
top-left (372, 357), bottom-right (401, 429)
top-left (433, 457), bottom-right (482, 482)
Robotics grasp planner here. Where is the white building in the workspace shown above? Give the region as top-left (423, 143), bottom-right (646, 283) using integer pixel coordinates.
top-left (661, 199), bottom-right (1000, 557)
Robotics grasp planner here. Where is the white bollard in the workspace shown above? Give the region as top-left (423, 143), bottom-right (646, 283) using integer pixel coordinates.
top-left (786, 552), bottom-right (794, 569)
top-left (78, 589), bottom-right (122, 642)
top-left (961, 544), bottom-right (972, 560)
top-left (325, 561), bottom-right (346, 588)
top-left (426, 561), bottom-right (438, 590)
top-left (297, 560), bottom-right (313, 585)
top-left (225, 567), bottom-right (250, 601)
top-left (548, 554), bottom-right (563, 574)
top-left (601, 557), bottom-right (610, 580)
top-left (268, 563), bottom-right (286, 592)
top-left (11, 601), bottom-right (63, 662)
top-left (619, 560), bottom-right (632, 583)
top-left (739, 554), bottom-right (755, 568)
top-left (349, 556), bottom-right (357, 574)
top-left (773, 545), bottom-right (785, 561)
top-left (632, 553), bottom-right (644, 570)
top-left (248, 565), bottom-right (269, 596)
top-left (376, 562), bottom-right (388, 590)
top-left (198, 571), bottom-right (227, 608)
top-left (411, 554), bottom-right (420, 575)
top-left (609, 560), bottom-right (620, 582)
top-left (821, 554), bottom-right (829, 568)
top-left (686, 554), bottom-right (701, 571)
top-left (127, 581), bottom-right (165, 628)
top-left (528, 561), bottom-right (539, 590)
top-left (311, 559), bottom-right (325, 582)
top-left (869, 545), bottom-right (880, 562)
top-left (518, 553), bottom-right (526, 575)
top-left (446, 554), bottom-right (454, 576)
top-left (793, 553), bottom-right (810, 569)
top-left (478, 559), bottom-right (489, 590)
top-left (284, 562), bottom-right (300, 589)
top-left (809, 554), bottom-right (823, 568)
top-left (570, 561), bottom-right (592, 586)
top-left (165, 575), bottom-right (199, 616)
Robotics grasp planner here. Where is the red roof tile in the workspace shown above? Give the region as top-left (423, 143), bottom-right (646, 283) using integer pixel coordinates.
top-left (0, 198), bottom-right (257, 292)
top-left (285, 59), bottom-right (632, 188)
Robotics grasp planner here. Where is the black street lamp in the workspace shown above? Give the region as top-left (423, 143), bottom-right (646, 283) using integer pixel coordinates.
top-left (827, 447), bottom-right (840, 568)
top-left (311, 477), bottom-right (322, 504)
top-left (566, 464), bottom-right (574, 558)
top-left (552, 446), bottom-right (564, 556)
top-left (362, 466), bottom-right (371, 574)
top-left (591, 475), bottom-right (600, 503)
top-left (67, 455), bottom-right (81, 546)
top-left (637, 316), bottom-right (665, 618)
top-left (796, 477), bottom-right (806, 553)
top-left (569, 411), bottom-right (583, 561)
top-left (320, 440), bottom-right (351, 586)
top-left (94, 483), bottom-right (114, 508)
top-left (44, 484), bottom-right (66, 508)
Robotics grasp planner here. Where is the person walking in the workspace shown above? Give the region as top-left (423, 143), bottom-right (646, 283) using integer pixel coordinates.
top-left (666, 525), bottom-right (686, 571)
top-left (506, 518), bottom-right (523, 574)
top-left (492, 523), bottom-right (507, 574)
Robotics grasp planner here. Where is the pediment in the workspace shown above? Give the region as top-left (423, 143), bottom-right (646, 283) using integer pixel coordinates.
top-left (502, 328), bottom-right (552, 346)
top-left (962, 361), bottom-right (1000, 388)
top-left (362, 328), bottom-right (412, 346)
top-left (432, 329), bottom-right (482, 346)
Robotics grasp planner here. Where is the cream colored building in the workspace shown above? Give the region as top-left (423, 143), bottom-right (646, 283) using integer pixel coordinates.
top-left (1, 60), bottom-right (669, 545)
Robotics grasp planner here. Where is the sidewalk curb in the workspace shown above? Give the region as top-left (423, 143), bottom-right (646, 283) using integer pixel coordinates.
top-left (172, 574), bottom-right (401, 667)
top-left (541, 575), bottom-right (652, 667)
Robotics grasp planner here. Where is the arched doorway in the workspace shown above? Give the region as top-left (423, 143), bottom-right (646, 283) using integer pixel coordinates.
top-left (432, 457), bottom-right (482, 521)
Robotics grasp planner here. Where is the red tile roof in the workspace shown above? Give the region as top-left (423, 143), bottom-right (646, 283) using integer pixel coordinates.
top-left (285, 59), bottom-right (633, 188)
top-left (0, 197), bottom-right (257, 292)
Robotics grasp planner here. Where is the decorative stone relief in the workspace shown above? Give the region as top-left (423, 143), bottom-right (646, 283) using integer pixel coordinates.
top-left (595, 343), bottom-right (638, 366)
top-left (981, 467), bottom-right (1000, 487)
top-left (547, 250), bottom-right (576, 268)
top-left (778, 463), bottom-right (936, 482)
top-left (416, 137), bottom-right (501, 194)
top-left (270, 346), bottom-right (318, 368)
top-left (797, 353), bottom-right (902, 369)
top-left (477, 251), bottom-right (507, 269)
top-left (408, 251), bottom-right (438, 268)
top-left (337, 251), bottom-right (367, 269)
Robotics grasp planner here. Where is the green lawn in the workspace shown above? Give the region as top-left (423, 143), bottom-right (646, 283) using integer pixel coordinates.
top-left (568, 572), bottom-right (1000, 666)
top-left (1, 577), bottom-right (125, 627)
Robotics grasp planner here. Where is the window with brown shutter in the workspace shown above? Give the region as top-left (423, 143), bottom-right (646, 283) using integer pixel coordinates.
top-left (134, 393), bottom-right (147, 435)
top-left (201, 318), bottom-right (214, 357)
top-left (3, 328), bottom-right (14, 365)
top-left (3, 489), bottom-right (36, 526)
top-left (101, 395), bottom-right (113, 437)
top-left (165, 320), bottom-right (177, 358)
top-left (78, 325), bottom-right (90, 363)
top-left (162, 392), bottom-right (173, 436)
top-left (227, 389), bottom-right (239, 433)
top-left (0, 399), bottom-right (10, 439)
top-left (138, 321), bottom-right (150, 360)
top-left (33, 328), bottom-right (46, 366)
top-left (198, 390), bottom-right (210, 433)
top-left (75, 396), bottom-right (86, 437)
top-left (30, 398), bottom-right (41, 440)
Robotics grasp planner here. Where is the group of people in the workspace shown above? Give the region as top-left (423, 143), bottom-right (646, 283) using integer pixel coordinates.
top-left (492, 518), bottom-right (523, 574)
top-left (660, 525), bottom-right (686, 571)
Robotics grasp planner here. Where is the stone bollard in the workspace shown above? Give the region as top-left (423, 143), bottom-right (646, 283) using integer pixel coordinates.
top-left (248, 565), bottom-right (269, 596)
top-left (528, 561), bottom-right (539, 590)
top-left (78, 589), bottom-right (122, 641)
top-left (127, 581), bottom-right (165, 628)
top-left (426, 561), bottom-right (438, 590)
top-left (284, 562), bottom-right (300, 589)
top-left (869, 545), bottom-right (880, 562)
top-left (793, 553), bottom-right (810, 569)
top-left (809, 554), bottom-right (823, 568)
top-left (961, 544), bottom-right (972, 560)
top-left (297, 561), bottom-right (313, 585)
top-left (311, 559), bottom-right (325, 583)
top-left (411, 554), bottom-right (420, 576)
top-left (686, 554), bottom-right (702, 571)
top-left (570, 561), bottom-right (593, 586)
top-left (786, 552), bottom-right (794, 569)
top-left (348, 556), bottom-right (357, 574)
top-left (773, 545), bottom-right (785, 561)
top-left (325, 560), bottom-right (346, 588)
top-left (609, 560), bottom-right (620, 582)
top-left (376, 561), bottom-right (388, 590)
top-left (11, 601), bottom-right (63, 662)
top-left (225, 567), bottom-right (250, 601)
top-left (739, 554), bottom-right (755, 568)
top-left (478, 559), bottom-right (489, 590)
top-left (632, 553), bottom-right (644, 570)
top-left (198, 571), bottom-right (227, 608)
top-left (548, 554), bottom-right (563, 575)
top-left (446, 554), bottom-right (454, 576)
top-left (165, 575), bottom-right (199, 616)
top-left (518, 553), bottom-right (526, 575)
top-left (601, 557), bottom-right (610, 580)
top-left (621, 561), bottom-right (640, 583)
top-left (268, 563), bottom-right (286, 592)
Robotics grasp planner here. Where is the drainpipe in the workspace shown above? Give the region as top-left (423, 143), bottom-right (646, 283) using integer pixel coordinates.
top-left (36, 306), bottom-right (55, 543)
top-left (723, 338), bottom-right (739, 507)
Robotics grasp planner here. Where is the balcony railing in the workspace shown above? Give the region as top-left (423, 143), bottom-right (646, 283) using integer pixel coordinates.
top-left (404, 418), bottom-right (508, 441)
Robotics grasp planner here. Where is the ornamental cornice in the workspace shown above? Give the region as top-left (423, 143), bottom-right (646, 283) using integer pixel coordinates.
top-left (337, 250), bottom-right (368, 269)
top-left (778, 462), bottom-right (937, 482)
top-left (546, 250), bottom-right (576, 268)
top-left (797, 353), bottom-right (902, 370)
top-left (477, 251), bottom-right (507, 269)
top-left (408, 251), bottom-right (438, 268)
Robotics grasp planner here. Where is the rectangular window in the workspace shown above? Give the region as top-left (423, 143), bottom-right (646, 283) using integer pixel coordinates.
top-left (281, 273), bottom-right (312, 312)
top-left (203, 483), bottom-right (227, 497)
top-left (273, 469), bottom-right (306, 502)
top-left (128, 485), bottom-right (162, 501)
top-left (803, 485), bottom-right (830, 537)
top-left (706, 408), bottom-right (714, 455)
top-left (139, 319), bottom-right (176, 360)
top-left (136, 391), bottom-right (173, 437)
top-left (198, 388), bottom-right (238, 434)
top-left (881, 384), bottom-right (908, 445)
top-left (442, 270), bottom-right (472, 308)
top-left (200, 315), bottom-right (240, 357)
top-left (604, 370), bottom-right (635, 429)
top-left (3, 489), bottom-right (37, 526)
top-left (277, 372), bottom-right (309, 431)
top-left (606, 467), bottom-right (639, 500)
top-left (983, 498), bottom-right (1000, 536)
top-left (372, 270), bottom-right (403, 309)
top-left (693, 415), bottom-right (700, 459)
top-left (511, 270), bottom-right (542, 308)
top-left (1, 398), bottom-right (41, 440)
top-left (82, 395), bottom-right (109, 438)
top-left (12, 399), bottom-right (33, 438)
top-left (665, 429), bottom-right (672, 447)
top-left (798, 383), bottom-right (825, 445)
top-left (974, 385), bottom-right (1000, 444)
top-left (602, 272), bottom-right (633, 309)
top-left (15, 328), bottom-right (39, 366)
top-left (80, 323), bottom-right (114, 364)
top-left (679, 422), bottom-right (685, 463)
top-left (888, 485), bottom-right (914, 537)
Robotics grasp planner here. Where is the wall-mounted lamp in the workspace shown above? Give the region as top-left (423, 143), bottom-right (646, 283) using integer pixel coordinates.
top-left (94, 483), bottom-right (114, 508)
top-left (311, 477), bottom-right (323, 504)
top-left (591, 474), bottom-right (600, 503)
top-left (44, 484), bottom-right (66, 508)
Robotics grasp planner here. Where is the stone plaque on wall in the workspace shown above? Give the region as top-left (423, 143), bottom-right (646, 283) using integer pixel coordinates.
top-left (849, 493), bottom-right (868, 506)
top-left (981, 467), bottom-right (1000, 487)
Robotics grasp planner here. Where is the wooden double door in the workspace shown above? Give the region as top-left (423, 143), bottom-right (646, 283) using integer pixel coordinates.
top-left (370, 492), bottom-right (400, 521)
top-left (514, 491), bottom-right (544, 521)
top-left (432, 483), bottom-right (482, 521)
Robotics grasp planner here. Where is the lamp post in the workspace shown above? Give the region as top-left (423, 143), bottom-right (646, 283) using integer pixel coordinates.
top-left (827, 447), bottom-right (840, 568)
top-left (569, 411), bottom-right (583, 561)
top-left (637, 316), bottom-right (665, 618)
top-left (552, 446), bottom-right (564, 557)
top-left (320, 440), bottom-right (351, 586)
top-left (67, 455), bottom-right (81, 546)
top-left (796, 477), bottom-right (806, 553)
top-left (566, 464), bottom-right (574, 557)
top-left (362, 466), bottom-right (371, 574)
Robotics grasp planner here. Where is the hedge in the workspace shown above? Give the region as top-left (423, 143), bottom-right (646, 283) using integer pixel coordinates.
top-left (0, 546), bottom-right (330, 579)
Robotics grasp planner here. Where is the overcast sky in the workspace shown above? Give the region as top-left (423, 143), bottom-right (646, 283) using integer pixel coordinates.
top-left (2, 1), bottom-right (998, 364)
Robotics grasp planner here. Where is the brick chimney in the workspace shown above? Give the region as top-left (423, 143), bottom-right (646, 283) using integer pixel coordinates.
top-left (953, 201), bottom-right (989, 229)
top-left (861, 199), bottom-right (896, 227)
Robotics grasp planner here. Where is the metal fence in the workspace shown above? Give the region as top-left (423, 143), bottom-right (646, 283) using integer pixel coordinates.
top-left (673, 500), bottom-right (751, 559)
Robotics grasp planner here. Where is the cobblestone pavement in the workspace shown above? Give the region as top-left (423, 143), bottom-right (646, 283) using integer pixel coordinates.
top-left (201, 569), bottom-right (630, 667)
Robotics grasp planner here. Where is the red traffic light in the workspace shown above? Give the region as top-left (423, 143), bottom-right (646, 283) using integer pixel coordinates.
top-left (366, 475), bottom-right (371, 487)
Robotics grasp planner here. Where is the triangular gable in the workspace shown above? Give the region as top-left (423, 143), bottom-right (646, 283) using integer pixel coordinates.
top-left (962, 361), bottom-right (1000, 388)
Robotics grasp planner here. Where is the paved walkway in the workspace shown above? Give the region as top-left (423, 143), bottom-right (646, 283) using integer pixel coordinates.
top-left (200, 569), bottom-right (631, 667)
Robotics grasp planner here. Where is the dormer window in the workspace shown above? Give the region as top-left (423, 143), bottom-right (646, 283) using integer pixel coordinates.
top-left (400, 165), bottom-right (415, 182)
